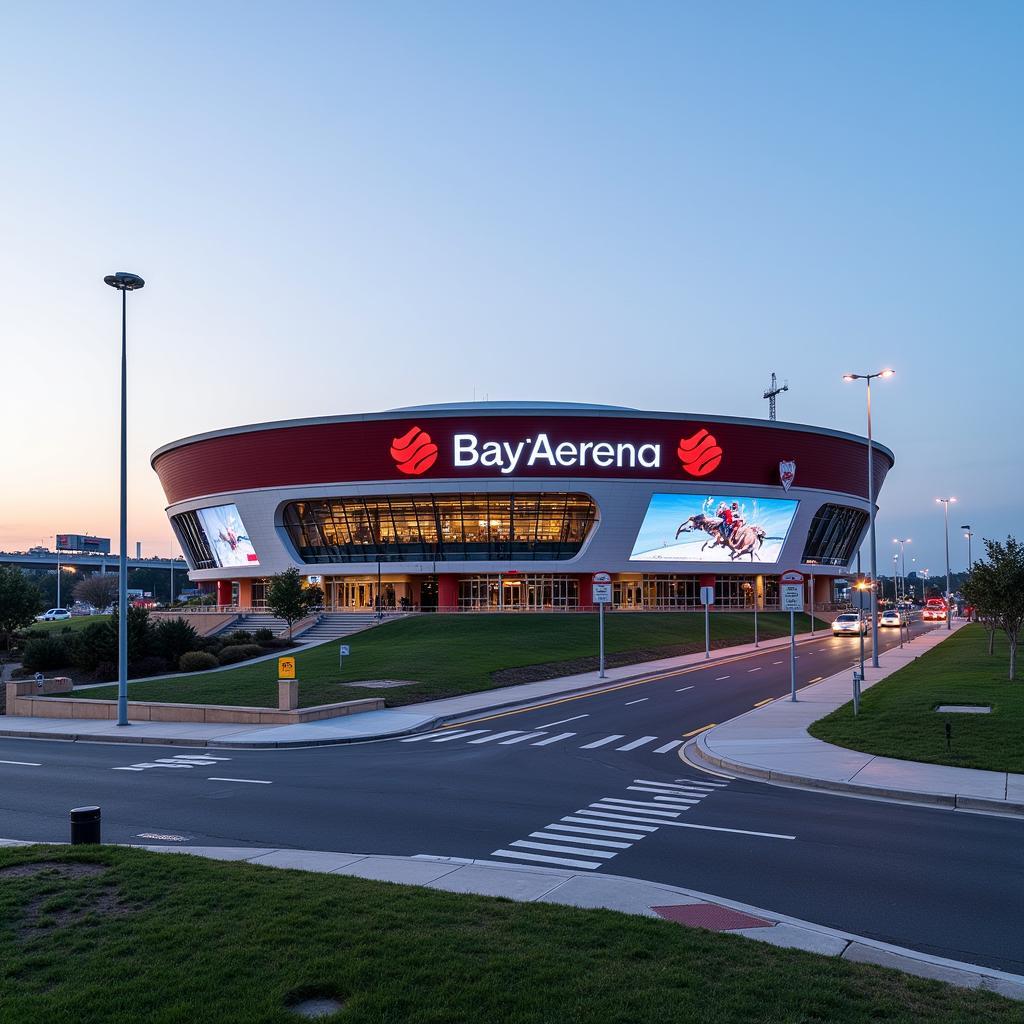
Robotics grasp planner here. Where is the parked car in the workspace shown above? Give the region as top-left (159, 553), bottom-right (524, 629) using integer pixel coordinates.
top-left (35, 608), bottom-right (71, 622)
top-left (831, 613), bottom-right (866, 636)
top-left (880, 609), bottom-right (908, 628)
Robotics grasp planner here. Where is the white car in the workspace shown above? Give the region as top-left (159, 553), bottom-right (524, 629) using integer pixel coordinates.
top-left (832, 613), bottom-right (866, 636)
top-left (35, 608), bottom-right (71, 622)
top-left (880, 609), bottom-right (907, 627)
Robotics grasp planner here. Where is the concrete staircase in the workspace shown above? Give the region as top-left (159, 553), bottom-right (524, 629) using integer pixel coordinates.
top-left (294, 612), bottom-right (408, 645)
top-left (232, 613), bottom-right (291, 636)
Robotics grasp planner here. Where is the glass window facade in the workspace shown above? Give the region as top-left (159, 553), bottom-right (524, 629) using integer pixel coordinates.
top-left (283, 493), bottom-right (597, 564)
top-left (802, 504), bottom-right (869, 567)
top-left (458, 574), bottom-right (580, 609)
top-left (715, 575), bottom-right (757, 608)
top-left (171, 510), bottom-right (217, 570)
top-left (642, 575), bottom-right (701, 608)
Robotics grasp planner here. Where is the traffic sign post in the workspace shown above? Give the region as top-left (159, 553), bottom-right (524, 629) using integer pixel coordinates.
top-left (780, 570), bottom-right (805, 701)
top-left (593, 573), bottom-right (611, 678)
top-left (700, 585), bottom-right (715, 660)
top-left (339, 643), bottom-right (350, 670)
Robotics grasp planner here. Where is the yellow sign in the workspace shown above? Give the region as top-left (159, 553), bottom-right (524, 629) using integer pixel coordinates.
top-left (278, 656), bottom-right (296, 680)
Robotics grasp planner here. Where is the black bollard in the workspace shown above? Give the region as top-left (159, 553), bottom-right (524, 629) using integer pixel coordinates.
top-left (944, 721), bottom-right (952, 753)
top-left (70, 806), bottom-right (101, 845)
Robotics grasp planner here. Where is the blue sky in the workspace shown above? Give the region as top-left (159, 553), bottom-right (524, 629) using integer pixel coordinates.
top-left (0, 1), bottom-right (1020, 572)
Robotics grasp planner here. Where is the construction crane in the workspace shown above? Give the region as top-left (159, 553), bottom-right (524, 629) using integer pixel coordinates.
top-left (763, 372), bottom-right (789, 421)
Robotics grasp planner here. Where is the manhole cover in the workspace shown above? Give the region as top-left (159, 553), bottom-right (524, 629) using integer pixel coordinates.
top-left (291, 997), bottom-right (344, 1019)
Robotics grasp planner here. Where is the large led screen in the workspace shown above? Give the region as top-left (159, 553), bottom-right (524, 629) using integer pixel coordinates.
top-left (198, 504), bottom-right (259, 567)
top-left (629, 494), bottom-right (798, 564)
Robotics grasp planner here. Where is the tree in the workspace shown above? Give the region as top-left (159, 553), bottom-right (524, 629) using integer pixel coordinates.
top-left (74, 573), bottom-right (119, 611)
top-left (0, 566), bottom-right (42, 649)
top-left (153, 617), bottom-right (200, 664)
top-left (266, 569), bottom-right (323, 638)
top-left (962, 536), bottom-right (1024, 681)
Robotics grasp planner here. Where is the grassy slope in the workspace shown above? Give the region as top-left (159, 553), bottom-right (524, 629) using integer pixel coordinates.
top-left (80, 611), bottom-right (812, 709)
top-left (0, 846), bottom-right (1016, 1024)
top-left (24, 614), bottom-right (110, 635)
top-left (810, 625), bottom-right (1024, 774)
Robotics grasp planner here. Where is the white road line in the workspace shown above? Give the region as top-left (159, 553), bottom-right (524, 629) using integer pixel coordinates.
top-left (671, 777), bottom-right (730, 788)
top-left (207, 777), bottom-right (272, 785)
top-left (591, 801), bottom-right (682, 817)
top-left (169, 757), bottom-right (221, 764)
top-left (655, 821), bottom-right (796, 840)
top-left (402, 731), bottom-right (465, 743)
top-left (675, 686), bottom-right (694, 693)
top-left (510, 840), bottom-right (616, 860)
top-left (615, 736), bottom-right (658, 751)
top-left (468, 730), bottom-right (523, 744)
top-left (0, 759), bottom-right (41, 766)
top-left (636, 778), bottom-right (717, 791)
top-left (155, 758), bottom-right (198, 765)
top-left (715, 675), bottom-right (730, 680)
top-left (580, 734), bottom-right (625, 749)
top-left (747, 666), bottom-right (762, 673)
top-left (628, 785), bottom-right (698, 797)
top-left (499, 732), bottom-right (548, 745)
top-left (623, 698), bottom-right (648, 706)
top-left (529, 832), bottom-right (632, 850)
top-left (491, 850), bottom-right (602, 870)
top-left (772, 661), bottom-right (783, 665)
top-left (172, 754), bottom-right (232, 761)
top-left (652, 795), bottom-right (702, 806)
top-left (539, 715), bottom-right (589, 728)
top-left (653, 741), bottom-right (683, 754)
top-left (603, 795), bottom-right (697, 809)
top-left (546, 823), bottom-right (647, 840)
top-left (562, 814), bottom-right (658, 833)
top-left (577, 809), bottom-right (678, 827)
top-left (111, 767), bottom-right (146, 771)
top-left (431, 730), bottom-right (489, 742)
top-left (531, 732), bottom-right (576, 746)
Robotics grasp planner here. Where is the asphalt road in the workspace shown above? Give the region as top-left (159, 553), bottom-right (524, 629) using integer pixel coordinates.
top-left (2, 619), bottom-right (1021, 973)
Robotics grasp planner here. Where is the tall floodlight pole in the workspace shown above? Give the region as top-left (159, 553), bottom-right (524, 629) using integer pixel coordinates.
top-left (936, 497), bottom-right (956, 630)
top-left (961, 526), bottom-right (973, 570)
top-left (894, 538), bottom-right (910, 643)
top-left (843, 369), bottom-right (895, 668)
top-left (104, 272), bottom-right (146, 726)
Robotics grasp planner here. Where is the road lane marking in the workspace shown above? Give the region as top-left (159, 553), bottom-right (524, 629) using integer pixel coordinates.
top-left (207, 777), bottom-right (272, 785)
top-left (628, 785), bottom-right (696, 797)
top-left (753, 698), bottom-right (773, 708)
top-left (546, 823), bottom-right (647, 840)
top-left (509, 840), bottom-right (616, 859)
top-left (653, 740), bottom-right (683, 754)
top-left (657, 821), bottom-right (796, 839)
top-left (172, 755), bottom-right (232, 761)
top-left (637, 778), bottom-right (723, 790)
top-left (580, 734), bottom-right (625, 749)
top-left (675, 686), bottom-right (694, 693)
top-left (468, 731), bottom-right (523, 744)
top-left (492, 850), bottom-right (602, 870)
top-left (592, 801), bottom-right (682, 817)
top-left (431, 730), bottom-right (489, 742)
top-left (563, 814), bottom-right (658, 833)
top-left (538, 715), bottom-right (589, 728)
top-left (529, 832), bottom-right (632, 850)
top-left (602, 795), bottom-right (697, 808)
top-left (624, 698), bottom-right (648, 706)
top-left (772, 661), bottom-right (783, 665)
top-left (747, 667), bottom-right (762, 673)
top-left (402, 730), bottom-right (466, 743)
top-left (715, 675), bottom-right (730, 681)
top-left (499, 732), bottom-right (548, 745)
top-left (810, 676), bottom-right (824, 683)
top-left (672, 777), bottom-right (729, 788)
top-left (531, 732), bottom-right (576, 746)
top-left (0, 759), bottom-right (41, 766)
top-left (615, 736), bottom-right (658, 751)
top-left (578, 809), bottom-right (680, 827)
top-left (682, 723), bottom-right (716, 737)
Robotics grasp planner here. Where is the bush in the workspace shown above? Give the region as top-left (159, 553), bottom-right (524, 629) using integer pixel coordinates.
top-left (179, 651), bottom-right (219, 673)
top-left (154, 617), bottom-right (200, 664)
top-left (253, 628), bottom-right (274, 644)
top-left (217, 643), bottom-right (265, 666)
top-left (21, 636), bottom-right (71, 673)
top-left (130, 655), bottom-right (170, 679)
top-left (94, 661), bottom-right (116, 682)
top-left (70, 621), bottom-right (116, 672)
top-left (228, 629), bottom-right (254, 644)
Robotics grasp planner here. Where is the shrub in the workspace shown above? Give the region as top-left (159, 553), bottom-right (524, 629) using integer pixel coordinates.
top-left (217, 643), bottom-right (265, 666)
top-left (179, 651), bottom-right (218, 672)
top-left (70, 621), bottom-right (116, 672)
top-left (228, 629), bottom-right (254, 644)
top-left (154, 617), bottom-right (200, 664)
top-left (130, 655), bottom-right (170, 679)
top-left (253, 627), bottom-right (274, 644)
top-left (93, 661), bottom-right (116, 682)
top-left (21, 636), bottom-right (71, 673)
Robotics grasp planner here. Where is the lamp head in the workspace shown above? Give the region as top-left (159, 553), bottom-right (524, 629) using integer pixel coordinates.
top-left (103, 272), bottom-right (145, 291)
top-left (879, 368), bottom-right (895, 379)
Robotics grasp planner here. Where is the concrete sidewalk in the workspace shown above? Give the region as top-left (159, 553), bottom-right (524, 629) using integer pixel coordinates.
top-left (1, 836), bottom-right (1019, 999)
top-left (0, 628), bottom-right (824, 748)
top-left (692, 623), bottom-right (1024, 815)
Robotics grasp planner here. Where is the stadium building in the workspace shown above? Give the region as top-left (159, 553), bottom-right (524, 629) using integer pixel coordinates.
top-left (152, 403), bottom-right (892, 613)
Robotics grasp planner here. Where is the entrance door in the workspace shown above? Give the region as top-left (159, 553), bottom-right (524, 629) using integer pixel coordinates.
top-left (502, 581), bottom-right (523, 609)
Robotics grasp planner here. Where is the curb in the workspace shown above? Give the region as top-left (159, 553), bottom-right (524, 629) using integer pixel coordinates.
top-left (3, 837), bottom-right (1021, 1000)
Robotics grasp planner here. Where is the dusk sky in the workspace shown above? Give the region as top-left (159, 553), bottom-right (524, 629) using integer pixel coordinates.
top-left (1, 1), bottom-right (1021, 573)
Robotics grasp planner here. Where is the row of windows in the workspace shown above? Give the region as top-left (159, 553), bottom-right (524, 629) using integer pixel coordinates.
top-left (283, 493), bottom-right (597, 564)
top-left (802, 504), bottom-right (868, 567)
top-left (172, 510), bottom-right (217, 570)
top-left (613, 575), bottom-right (782, 609)
top-left (458, 575), bottom-right (580, 609)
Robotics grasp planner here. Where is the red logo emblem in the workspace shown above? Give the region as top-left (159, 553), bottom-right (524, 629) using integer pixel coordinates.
top-left (390, 425), bottom-right (438, 476)
top-left (677, 428), bottom-right (722, 477)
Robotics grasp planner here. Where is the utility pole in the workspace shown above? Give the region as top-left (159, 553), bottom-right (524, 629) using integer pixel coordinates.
top-left (763, 372), bottom-right (789, 421)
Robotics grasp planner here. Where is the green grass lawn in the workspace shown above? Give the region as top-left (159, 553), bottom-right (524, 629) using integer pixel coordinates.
top-left (0, 845), bottom-right (1015, 1024)
top-left (24, 614), bottom-right (110, 635)
top-left (810, 625), bottom-right (1024, 774)
top-left (79, 611), bottom-right (812, 709)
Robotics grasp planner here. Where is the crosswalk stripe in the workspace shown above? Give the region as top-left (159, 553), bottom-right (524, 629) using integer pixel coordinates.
top-left (576, 809), bottom-right (677, 827)
top-left (468, 730), bottom-right (523, 744)
top-left (653, 740), bottom-right (683, 754)
top-left (628, 784), bottom-right (697, 797)
top-left (491, 850), bottom-right (602, 870)
top-left (637, 778), bottom-right (725, 790)
top-left (545, 823), bottom-right (647, 840)
top-left (615, 736), bottom-right (659, 751)
top-left (499, 732), bottom-right (548, 745)
top-left (580, 734), bottom-right (625, 749)
top-left (431, 730), bottom-right (489, 742)
top-left (561, 815), bottom-right (658, 833)
top-left (672, 778), bottom-right (729, 788)
top-left (510, 840), bottom-right (617, 859)
top-left (531, 732), bottom-right (576, 746)
top-left (529, 832), bottom-right (632, 849)
top-left (402, 731), bottom-right (463, 743)
top-left (652, 795), bottom-right (702, 806)
top-left (601, 796), bottom-right (696, 809)
top-left (591, 802), bottom-right (682, 818)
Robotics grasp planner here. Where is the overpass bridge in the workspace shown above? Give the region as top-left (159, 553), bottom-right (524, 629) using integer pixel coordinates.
top-left (0, 551), bottom-right (187, 573)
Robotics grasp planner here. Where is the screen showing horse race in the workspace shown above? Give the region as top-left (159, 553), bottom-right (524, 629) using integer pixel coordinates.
top-left (628, 494), bottom-right (799, 563)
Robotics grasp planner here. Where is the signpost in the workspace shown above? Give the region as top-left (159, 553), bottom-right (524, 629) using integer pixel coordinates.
top-left (593, 572), bottom-right (611, 678)
top-left (277, 655), bottom-right (297, 711)
top-left (700, 585), bottom-right (715, 660)
top-left (779, 570), bottom-right (804, 701)
top-left (339, 643), bottom-right (351, 669)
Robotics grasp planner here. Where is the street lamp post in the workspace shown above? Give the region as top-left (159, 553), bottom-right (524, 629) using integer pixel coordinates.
top-left (103, 272), bottom-right (145, 727)
top-left (936, 497), bottom-right (957, 630)
top-left (961, 526), bottom-right (973, 571)
top-left (893, 537), bottom-right (911, 643)
top-left (843, 369), bottom-right (895, 667)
